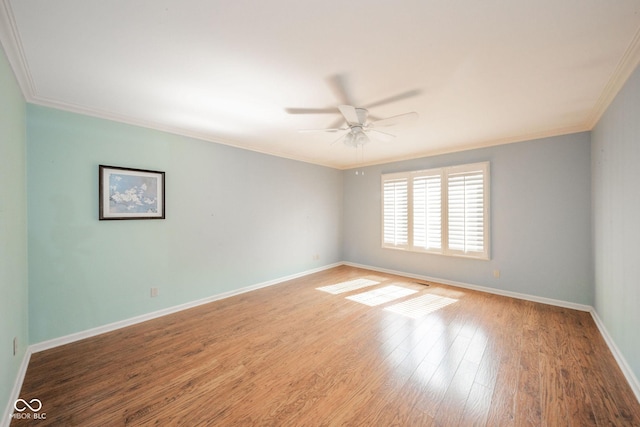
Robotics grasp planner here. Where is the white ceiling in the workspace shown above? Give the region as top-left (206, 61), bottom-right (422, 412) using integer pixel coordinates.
top-left (2, 1), bottom-right (640, 169)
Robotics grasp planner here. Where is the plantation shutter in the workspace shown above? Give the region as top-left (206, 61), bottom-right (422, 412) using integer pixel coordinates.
top-left (447, 166), bottom-right (486, 256)
top-left (413, 174), bottom-right (442, 250)
top-left (381, 162), bottom-right (489, 259)
top-left (383, 177), bottom-right (408, 247)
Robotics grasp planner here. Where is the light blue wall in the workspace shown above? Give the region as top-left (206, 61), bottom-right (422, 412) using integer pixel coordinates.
top-left (27, 105), bottom-right (343, 343)
top-left (343, 132), bottom-right (593, 305)
top-left (592, 64), bottom-right (640, 381)
top-left (0, 45), bottom-right (28, 415)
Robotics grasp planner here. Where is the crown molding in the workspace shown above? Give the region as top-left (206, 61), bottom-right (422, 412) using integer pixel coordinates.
top-left (3, 0), bottom-right (639, 170)
top-left (26, 94), bottom-right (340, 170)
top-left (585, 24), bottom-right (640, 128)
top-left (0, 0), bottom-right (36, 99)
top-left (28, 92), bottom-right (593, 172)
top-left (340, 123), bottom-right (589, 170)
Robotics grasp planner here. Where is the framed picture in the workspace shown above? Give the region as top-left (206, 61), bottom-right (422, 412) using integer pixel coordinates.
top-left (99, 165), bottom-right (165, 220)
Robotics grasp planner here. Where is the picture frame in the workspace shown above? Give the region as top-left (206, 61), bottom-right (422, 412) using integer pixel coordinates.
top-left (99, 165), bottom-right (165, 220)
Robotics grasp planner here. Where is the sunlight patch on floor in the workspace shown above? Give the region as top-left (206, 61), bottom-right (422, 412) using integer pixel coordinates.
top-left (316, 278), bottom-right (380, 295)
top-left (385, 294), bottom-right (457, 319)
top-left (345, 285), bottom-right (418, 306)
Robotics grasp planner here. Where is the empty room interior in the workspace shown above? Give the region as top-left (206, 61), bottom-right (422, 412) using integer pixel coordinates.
top-left (2, 1), bottom-right (640, 425)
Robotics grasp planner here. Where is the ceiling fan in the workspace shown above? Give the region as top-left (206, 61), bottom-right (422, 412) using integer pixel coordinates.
top-left (286, 74), bottom-right (420, 147)
top-left (299, 104), bottom-right (419, 148)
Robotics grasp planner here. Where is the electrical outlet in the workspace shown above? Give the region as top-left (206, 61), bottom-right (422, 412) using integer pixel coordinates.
top-left (13, 337), bottom-right (17, 356)
top-left (150, 287), bottom-right (159, 297)
top-left (493, 269), bottom-right (500, 278)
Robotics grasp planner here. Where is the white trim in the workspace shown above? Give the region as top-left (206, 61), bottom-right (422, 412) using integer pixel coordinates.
top-left (3, 0), bottom-right (638, 171)
top-left (2, 263), bottom-right (338, 423)
top-left (589, 309), bottom-right (640, 404)
top-left (0, 0), bottom-right (598, 172)
top-left (343, 261), bottom-right (592, 312)
top-left (30, 262), bottom-right (341, 354)
top-left (586, 24), bottom-right (640, 129)
top-left (0, 0), bottom-right (37, 99)
top-left (345, 261), bottom-right (639, 404)
top-left (4, 260), bottom-right (639, 424)
top-left (381, 162), bottom-right (490, 261)
top-left (1, 350), bottom-right (31, 427)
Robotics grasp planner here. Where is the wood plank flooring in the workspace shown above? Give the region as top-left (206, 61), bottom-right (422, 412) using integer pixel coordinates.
top-left (10, 266), bottom-right (640, 426)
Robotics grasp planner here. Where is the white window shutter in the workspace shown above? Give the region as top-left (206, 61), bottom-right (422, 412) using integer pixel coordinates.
top-left (413, 174), bottom-right (442, 250)
top-left (383, 178), bottom-right (408, 247)
top-left (447, 166), bottom-right (487, 257)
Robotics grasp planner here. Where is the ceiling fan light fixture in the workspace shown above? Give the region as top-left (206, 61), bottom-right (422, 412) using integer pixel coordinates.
top-left (343, 127), bottom-right (370, 148)
top-left (343, 131), bottom-right (355, 147)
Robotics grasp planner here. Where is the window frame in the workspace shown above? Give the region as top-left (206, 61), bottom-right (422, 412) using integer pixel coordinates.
top-left (381, 161), bottom-right (490, 260)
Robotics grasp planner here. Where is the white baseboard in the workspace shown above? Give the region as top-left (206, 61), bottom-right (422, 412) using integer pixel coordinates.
top-left (5, 260), bottom-right (638, 424)
top-left (4, 265), bottom-right (342, 424)
top-left (345, 261), bottom-right (640, 404)
top-left (343, 261), bottom-right (593, 312)
top-left (2, 350), bottom-right (31, 427)
top-left (30, 262), bottom-right (342, 354)
top-left (346, 261), bottom-right (639, 404)
top-left (590, 309), bottom-right (640, 404)
top-left (3, 263), bottom-right (340, 424)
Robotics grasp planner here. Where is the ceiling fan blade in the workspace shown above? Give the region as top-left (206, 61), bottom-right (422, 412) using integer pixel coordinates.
top-left (326, 73), bottom-right (354, 105)
top-left (368, 128), bottom-right (396, 138)
top-left (331, 133), bottom-right (348, 146)
top-left (369, 112), bottom-right (418, 128)
top-left (327, 116), bottom-right (345, 129)
top-left (298, 128), bottom-right (345, 133)
top-left (363, 89), bottom-right (422, 109)
top-left (285, 107), bottom-right (338, 114)
top-left (338, 105), bottom-right (360, 125)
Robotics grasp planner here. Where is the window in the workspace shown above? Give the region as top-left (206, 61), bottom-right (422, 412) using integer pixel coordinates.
top-left (382, 162), bottom-right (490, 259)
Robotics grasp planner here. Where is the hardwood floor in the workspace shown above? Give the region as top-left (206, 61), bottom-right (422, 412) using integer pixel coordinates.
top-left (11, 266), bottom-right (640, 426)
